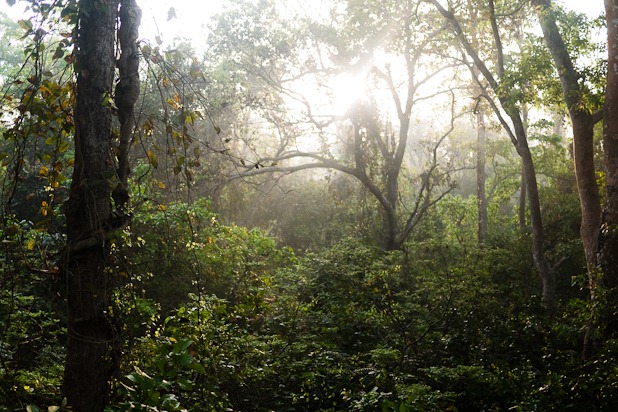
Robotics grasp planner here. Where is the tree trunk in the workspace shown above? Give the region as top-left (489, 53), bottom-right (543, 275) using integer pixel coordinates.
top-left (476, 109), bottom-right (488, 245)
top-left (467, 1), bottom-right (487, 246)
top-left (599, 0), bottom-right (618, 337)
top-left (513, 116), bottom-right (555, 306)
top-left (519, 106), bottom-right (529, 232)
top-left (519, 162), bottom-right (527, 230)
top-left (532, 0), bottom-right (602, 279)
top-left (62, 0), bottom-right (119, 410)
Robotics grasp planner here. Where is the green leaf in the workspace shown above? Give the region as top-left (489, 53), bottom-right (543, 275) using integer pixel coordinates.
top-left (52, 46), bottom-right (65, 60)
top-left (18, 19), bottom-right (33, 32)
top-left (172, 339), bottom-right (192, 354)
top-left (190, 362), bottom-right (205, 373)
top-left (177, 377), bottom-right (193, 391)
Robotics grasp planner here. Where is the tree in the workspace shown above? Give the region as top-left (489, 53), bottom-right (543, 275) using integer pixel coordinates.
top-left (427, 0), bottom-right (555, 305)
top-left (599, 0), bottom-right (618, 338)
top-left (210, 0), bottom-right (459, 250)
top-left (531, 0), bottom-right (604, 304)
top-left (62, 0), bottom-right (140, 410)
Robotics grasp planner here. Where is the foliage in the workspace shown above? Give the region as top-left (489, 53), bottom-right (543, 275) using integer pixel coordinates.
top-left (1, 0), bottom-right (617, 411)
top-left (0, 218), bottom-right (65, 409)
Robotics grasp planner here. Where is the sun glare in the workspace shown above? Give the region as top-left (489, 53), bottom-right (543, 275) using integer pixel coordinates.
top-left (330, 72), bottom-right (369, 116)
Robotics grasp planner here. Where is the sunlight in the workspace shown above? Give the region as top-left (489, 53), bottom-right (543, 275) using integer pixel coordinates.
top-left (330, 72), bottom-right (369, 116)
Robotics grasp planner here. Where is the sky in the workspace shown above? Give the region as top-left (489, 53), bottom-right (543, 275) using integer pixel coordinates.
top-left (0, 0), bottom-right (607, 48)
top-left (133, 0), bottom-right (608, 47)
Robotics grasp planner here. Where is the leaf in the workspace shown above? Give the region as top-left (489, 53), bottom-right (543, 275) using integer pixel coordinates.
top-left (177, 377), bottom-right (193, 391)
top-left (158, 204), bottom-right (167, 211)
top-left (155, 35), bottom-right (163, 45)
top-left (39, 165), bottom-right (49, 176)
top-left (167, 7), bottom-right (177, 21)
top-left (172, 339), bottom-right (192, 354)
top-left (6, 0), bottom-right (16, 6)
top-left (58, 142), bottom-right (70, 153)
top-left (52, 46), bottom-right (65, 60)
top-left (18, 19), bottom-right (33, 32)
top-left (26, 238), bottom-right (36, 250)
top-left (146, 150), bottom-right (158, 168)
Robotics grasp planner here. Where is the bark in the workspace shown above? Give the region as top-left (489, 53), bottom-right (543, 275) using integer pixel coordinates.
top-left (113, 0), bottom-right (141, 210)
top-left (62, 0), bottom-right (120, 410)
top-left (519, 106), bottom-right (529, 232)
top-left (467, 1), bottom-right (488, 245)
top-left (476, 109), bottom-right (488, 245)
top-left (599, 0), bottom-right (618, 337)
top-left (532, 0), bottom-right (602, 281)
top-left (519, 162), bottom-right (527, 230)
top-left (428, 0), bottom-right (555, 305)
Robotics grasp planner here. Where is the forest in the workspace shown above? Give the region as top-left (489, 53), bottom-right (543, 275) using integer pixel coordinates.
top-left (1, 0), bottom-right (618, 410)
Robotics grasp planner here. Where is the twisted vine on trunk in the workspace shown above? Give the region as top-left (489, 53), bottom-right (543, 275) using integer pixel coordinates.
top-left (113, 0), bottom-right (141, 209)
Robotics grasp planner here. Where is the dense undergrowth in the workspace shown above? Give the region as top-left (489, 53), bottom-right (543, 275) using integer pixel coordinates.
top-left (2, 197), bottom-right (618, 411)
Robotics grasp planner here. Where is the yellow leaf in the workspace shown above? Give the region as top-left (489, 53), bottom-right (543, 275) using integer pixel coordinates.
top-left (158, 204), bottom-right (167, 211)
top-left (39, 165), bottom-right (49, 176)
top-left (157, 181), bottom-right (166, 189)
top-left (26, 239), bottom-right (35, 250)
top-left (169, 337), bottom-right (177, 343)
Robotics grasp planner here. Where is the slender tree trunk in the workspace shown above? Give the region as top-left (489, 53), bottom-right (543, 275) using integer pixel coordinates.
top-left (62, 0), bottom-right (119, 410)
top-left (476, 109), bottom-right (488, 245)
top-left (467, 1), bottom-right (487, 245)
top-left (519, 106), bottom-right (529, 231)
top-left (514, 116), bottom-right (555, 305)
top-left (572, 115), bottom-right (601, 280)
top-left (599, 0), bottom-right (618, 337)
top-left (519, 162), bottom-right (527, 230)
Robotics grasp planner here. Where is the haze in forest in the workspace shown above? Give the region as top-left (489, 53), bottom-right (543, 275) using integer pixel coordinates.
top-left (1, 0), bottom-right (618, 410)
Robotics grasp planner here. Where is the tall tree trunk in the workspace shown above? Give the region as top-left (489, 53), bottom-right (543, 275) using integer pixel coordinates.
top-left (532, 0), bottom-right (602, 281)
top-left (467, 1), bottom-right (488, 246)
top-left (519, 162), bottom-right (527, 230)
top-left (62, 0), bottom-right (120, 410)
top-left (519, 106), bottom-right (529, 232)
top-left (599, 0), bottom-right (618, 337)
top-left (476, 109), bottom-right (488, 245)
top-left (514, 116), bottom-right (555, 305)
